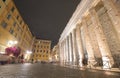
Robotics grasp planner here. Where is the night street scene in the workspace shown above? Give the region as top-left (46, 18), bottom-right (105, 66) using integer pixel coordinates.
top-left (0, 0), bottom-right (120, 78)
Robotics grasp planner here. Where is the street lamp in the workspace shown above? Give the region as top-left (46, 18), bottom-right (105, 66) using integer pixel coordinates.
top-left (26, 50), bottom-right (32, 54)
top-left (25, 50), bottom-right (32, 62)
top-left (7, 40), bottom-right (18, 47)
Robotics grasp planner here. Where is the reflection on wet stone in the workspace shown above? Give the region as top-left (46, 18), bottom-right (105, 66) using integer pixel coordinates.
top-left (0, 64), bottom-right (119, 78)
top-left (0, 76), bottom-right (34, 78)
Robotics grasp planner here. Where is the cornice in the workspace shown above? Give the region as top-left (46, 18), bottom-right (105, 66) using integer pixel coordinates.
top-left (59, 0), bottom-right (94, 42)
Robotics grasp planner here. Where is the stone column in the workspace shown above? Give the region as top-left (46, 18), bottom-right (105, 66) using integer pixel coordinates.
top-left (62, 41), bottom-right (65, 65)
top-left (65, 38), bottom-right (69, 64)
top-left (102, 0), bottom-right (120, 40)
top-left (71, 29), bottom-right (77, 65)
top-left (82, 17), bottom-right (96, 67)
top-left (64, 39), bottom-right (67, 65)
top-left (76, 24), bottom-right (84, 67)
top-left (66, 36), bottom-right (70, 64)
top-left (61, 42), bottom-right (64, 65)
top-left (68, 34), bottom-right (73, 65)
top-left (89, 8), bottom-right (114, 68)
top-left (63, 40), bottom-right (66, 65)
top-left (59, 43), bottom-right (63, 66)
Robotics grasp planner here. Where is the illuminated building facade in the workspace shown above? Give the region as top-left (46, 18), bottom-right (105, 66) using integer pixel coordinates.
top-left (59, 0), bottom-right (120, 68)
top-left (0, 0), bottom-right (34, 57)
top-left (51, 44), bottom-right (59, 62)
top-left (32, 39), bottom-right (51, 62)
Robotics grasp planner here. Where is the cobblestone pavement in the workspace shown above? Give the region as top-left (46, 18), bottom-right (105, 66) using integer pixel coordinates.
top-left (0, 63), bottom-right (120, 78)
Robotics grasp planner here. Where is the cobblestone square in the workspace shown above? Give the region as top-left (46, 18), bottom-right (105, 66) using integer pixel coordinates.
top-left (0, 63), bottom-right (120, 78)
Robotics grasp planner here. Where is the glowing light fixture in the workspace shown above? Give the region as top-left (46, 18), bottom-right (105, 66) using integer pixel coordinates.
top-left (7, 40), bottom-right (18, 47)
top-left (26, 50), bottom-right (32, 54)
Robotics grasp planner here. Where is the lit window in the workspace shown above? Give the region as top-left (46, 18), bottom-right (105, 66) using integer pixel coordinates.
top-left (1, 20), bottom-right (7, 28)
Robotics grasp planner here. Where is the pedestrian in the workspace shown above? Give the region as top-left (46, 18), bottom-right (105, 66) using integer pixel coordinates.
top-left (31, 59), bottom-right (34, 64)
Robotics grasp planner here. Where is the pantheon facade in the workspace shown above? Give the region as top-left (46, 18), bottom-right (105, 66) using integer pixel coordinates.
top-left (59, 0), bottom-right (120, 68)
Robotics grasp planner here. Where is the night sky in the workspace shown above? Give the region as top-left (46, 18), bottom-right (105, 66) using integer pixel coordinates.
top-left (13, 0), bottom-right (81, 48)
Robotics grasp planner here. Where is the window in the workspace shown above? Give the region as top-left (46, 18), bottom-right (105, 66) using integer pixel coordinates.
top-left (11, 7), bottom-right (15, 12)
top-left (7, 13), bottom-right (11, 20)
top-left (1, 20), bottom-right (7, 28)
top-left (40, 50), bottom-right (42, 52)
top-left (9, 28), bottom-right (14, 34)
top-left (2, 0), bottom-right (6, 2)
top-left (37, 50), bottom-right (39, 52)
top-left (13, 22), bottom-right (16, 27)
top-left (20, 20), bottom-right (22, 25)
top-left (16, 15), bottom-right (19, 19)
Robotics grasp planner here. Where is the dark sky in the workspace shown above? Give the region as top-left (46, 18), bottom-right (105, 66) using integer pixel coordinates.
top-left (13, 0), bottom-right (81, 48)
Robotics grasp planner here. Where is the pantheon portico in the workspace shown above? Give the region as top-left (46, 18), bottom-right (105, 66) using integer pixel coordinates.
top-left (59, 0), bottom-right (120, 68)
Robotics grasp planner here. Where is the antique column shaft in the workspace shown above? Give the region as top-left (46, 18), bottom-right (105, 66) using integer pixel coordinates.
top-left (82, 18), bottom-right (96, 65)
top-left (68, 34), bottom-right (73, 64)
top-left (71, 29), bottom-right (77, 65)
top-left (76, 25), bottom-right (84, 67)
top-left (89, 8), bottom-right (114, 67)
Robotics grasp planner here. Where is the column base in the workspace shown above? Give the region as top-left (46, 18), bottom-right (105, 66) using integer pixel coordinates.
top-left (87, 58), bottom-right (97, 68)
top-left (102, 56), bottom-right (114, 69)
top-left (78, 58), bottom-right (84, 67)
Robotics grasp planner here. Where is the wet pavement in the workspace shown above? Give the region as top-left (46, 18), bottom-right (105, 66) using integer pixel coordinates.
top-left (0, 63), bottom-right (120, 78)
